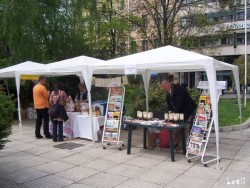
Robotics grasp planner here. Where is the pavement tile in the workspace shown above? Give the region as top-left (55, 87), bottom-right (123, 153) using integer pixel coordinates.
top-left (0, 176), bottom-right (21, 188)
top-left (135, 168), bottom-right (179, 184)
top-left (227, 160), bottom-right (250, 173)
top-left (38, 149), bottom-right (74, 159)
top-left (138, 149), bottom-right (170, 160)
top-left (10, 142), bottom-right (41, 151)
top-left (243, 141), bottom-right (250, 147)
top-left (208, 146), bottom-right (239, 160)
top-left (153, 160), bottom-right (193, 174)
top-left (81, 147), bottom-right (118, 158)
top-left (0, 151), bottom-right (33, 163)
top-left (195, 158), bottom-right (231, 170)
top-left (183, 166), bottom-right (224, 180)
top-left (235, 154), bottom-right (250, 162)
top-left (224, 132), bottom-right (249, 140)
top-left (219, 138), bottom-right (245, 146)
top-left (0, 168), bottom-right (48, 184)
top-left (210, 131), bottom-right (229, 139)
top-left (115, 178), bottom-right (162, 188)
top-left (23, 145), bottom-right (55, 156)
top-left (213, 170), bottom-right (250, 188)
top-left (79, 172), bottom-right (128, 188)
top-left (167, 174), bottom-right (215, 188)
top-left (217, 143), bottom-right (243, 151)
top-left (82, 158), bottom-right (120, 171)
top-left (102, 151), bottom-right (139, 163)
top-left (64, 184), bottom-right (95, 188)
top-left (125, 156), bottom-right (163, 168)
top-left (0, 161), bottom-right (28, 174)
top-left (105, 164), bottom-right (146, 178)
top-left (59, 153), bottom-right (96, 166)
top-left (4, 140), bottom-right (26, 148)
top-left (9, 156), bottom-right (52, 168)
top-left (21, 174), bottom-right (73, 188)
top-left (0, 147), bottom-right (20, 157)
top-left (1, 120), bottom-right (250, 188)
top-left (57, 166), bottom-right (99, 182)
top-left (34, 161), bottom-right (74, 174)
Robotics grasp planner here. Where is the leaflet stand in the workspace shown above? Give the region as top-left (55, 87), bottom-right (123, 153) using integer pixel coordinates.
top-left (102, 85), bottom-right (125, 151)
top-left (186, 81), bottom-right (227, 167)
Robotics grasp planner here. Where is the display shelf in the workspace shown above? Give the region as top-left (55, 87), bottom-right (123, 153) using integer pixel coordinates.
top-left (186, 91), bottom-right (220, 167)
top-left (102, 86), bottom-right (125, 150)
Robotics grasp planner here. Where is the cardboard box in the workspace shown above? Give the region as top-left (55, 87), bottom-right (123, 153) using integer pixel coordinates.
top-left (146, 132), bottom-right (158, 149)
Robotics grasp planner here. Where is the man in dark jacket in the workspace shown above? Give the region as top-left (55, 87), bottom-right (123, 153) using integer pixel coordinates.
top-left (161, 80), bottom-right (197, 147)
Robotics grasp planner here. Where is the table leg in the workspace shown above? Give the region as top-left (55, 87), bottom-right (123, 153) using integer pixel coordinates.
top-left (169, 130), bottom-right (175, 162)
top-left (127, 126), bottom-right (132, 154)
top-left (143, 128), bottom-right (148, 149)
top-left (181, 128), bottom-right (186, 155)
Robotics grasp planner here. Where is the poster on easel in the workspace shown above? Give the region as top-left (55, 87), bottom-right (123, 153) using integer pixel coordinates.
top-left (102, 86), bottom-right (125, 149)
top-left (187, 93), bottom-right (212, 155)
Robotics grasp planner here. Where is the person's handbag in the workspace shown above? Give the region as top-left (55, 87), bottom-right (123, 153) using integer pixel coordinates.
top-left (58, 105), bottom-right (69, 122)
top-left (49, 100), bottom-right (59, 118)
top-left (49, 91), bottom-right (60, 118)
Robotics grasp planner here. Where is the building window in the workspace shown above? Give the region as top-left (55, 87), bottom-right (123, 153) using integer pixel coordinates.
top-left (142, 14), bottom-right (147, 29)
top-left (154, 39), bottom-right (161, 48)
top-left (142, 40), bottom-right (148, 51)
top-left (119, 42), bottom-right (126, 56)
top-left (130, 41), bottom-right (137, 54)
top-left (236, 12), bottom-right (244, 21)
top-left (131, 21), bottom-right (136, 31)
top-left (237, 34), bottom-right (245, 44)
top-left (120, 0), bottom-right (125, 10)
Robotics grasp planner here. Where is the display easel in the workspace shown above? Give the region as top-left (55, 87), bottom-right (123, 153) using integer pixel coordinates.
top-left (186, 81), bottom-right (226, 167)
top-left (102, 85), bottom-right (125, 150)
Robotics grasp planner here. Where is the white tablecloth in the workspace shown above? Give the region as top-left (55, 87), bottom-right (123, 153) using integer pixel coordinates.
top-left (73, 115), bottom-right (105, 141)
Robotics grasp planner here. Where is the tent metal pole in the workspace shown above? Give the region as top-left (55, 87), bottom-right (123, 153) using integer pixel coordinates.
top-left (244, 0), bottom-right (247, 108)
top-left (4, 79), bottom-right (10, 95)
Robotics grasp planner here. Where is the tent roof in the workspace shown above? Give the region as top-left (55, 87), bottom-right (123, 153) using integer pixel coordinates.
top-left (16, 56), bottom-right (105, 76)
top-left (0, 61), bottom-right (46, 78)
top-left (46, 56), bottom-right (104, 72)
top-left (90, 45), bottom-right (237, 74)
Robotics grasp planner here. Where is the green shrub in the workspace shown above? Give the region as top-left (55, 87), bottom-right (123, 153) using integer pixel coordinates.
top-left (124, 81), bottom-right (167, 117)
top-left (124, 82), bottom-right (200, 118)
top-left (0, 90), bottom-right (15, 150)
top-left (187, 88), bottom-right (201, 105)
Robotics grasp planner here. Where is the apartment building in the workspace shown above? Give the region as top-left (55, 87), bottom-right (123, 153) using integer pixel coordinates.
top-left (181, 0), bottom-right (250, 88)
top-left (100, 0), bottom-right (250, 88)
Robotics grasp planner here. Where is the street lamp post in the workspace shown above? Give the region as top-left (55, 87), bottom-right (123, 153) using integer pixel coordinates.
top-left (244, 0), bottom-right (248, 107)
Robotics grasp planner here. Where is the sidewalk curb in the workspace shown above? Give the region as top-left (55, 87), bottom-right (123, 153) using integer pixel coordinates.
top-left (211, 117), bottom-right (250, 132)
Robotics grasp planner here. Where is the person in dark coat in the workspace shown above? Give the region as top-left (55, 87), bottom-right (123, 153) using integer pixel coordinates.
top-left (161, 80), bottom-right (197, 148)
top-left (74, 83), bottom-right (88, 102)
top-left (49, 82), bottom-right (68, 142)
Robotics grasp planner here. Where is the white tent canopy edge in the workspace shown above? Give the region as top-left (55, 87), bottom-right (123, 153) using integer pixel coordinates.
top-left (87, 45), bottom-right (242, 167)
top-left (0, 61), bottom-right (47, 133)
top-left (14, 56), bottom-right (104, 145)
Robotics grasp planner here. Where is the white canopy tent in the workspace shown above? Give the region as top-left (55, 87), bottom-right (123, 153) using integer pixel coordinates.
top-left (14, 56), bottom-right (104, 143)
top-left (0, 61), bottom-right (46, 132)
top-left (86, 45), bottom-right (241, 166)
top-left (0, 61), bottom-right (46, 78)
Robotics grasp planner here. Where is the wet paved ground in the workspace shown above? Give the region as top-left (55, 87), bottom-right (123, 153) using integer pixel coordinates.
top-left (0, 119), bottom-right (249, 188)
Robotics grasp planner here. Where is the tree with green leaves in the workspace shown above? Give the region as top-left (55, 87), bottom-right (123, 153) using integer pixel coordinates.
top-left (0, 86), bottom-right (15, 150)
top-left (233, 55), bottom-right (250, 85)
top-left (126, 0), bottom-right (230, 55)
top-left (0, 0), bottom-right (95, 66)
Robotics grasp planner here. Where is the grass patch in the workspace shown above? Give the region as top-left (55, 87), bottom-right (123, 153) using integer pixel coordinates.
top-left (126, 98), bottom-right (250, 127)
top-left (219, 98), bottom-right (250, 127)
